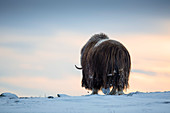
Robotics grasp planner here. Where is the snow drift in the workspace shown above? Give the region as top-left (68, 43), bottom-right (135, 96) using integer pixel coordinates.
top-left (0, 92), bottom-right (18, 99)
top-left (0, 91), bottom-right (170, 113)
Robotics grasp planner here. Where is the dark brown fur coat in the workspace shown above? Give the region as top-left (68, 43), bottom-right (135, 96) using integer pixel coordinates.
top-left (77, 33), bottom-right (131, 91)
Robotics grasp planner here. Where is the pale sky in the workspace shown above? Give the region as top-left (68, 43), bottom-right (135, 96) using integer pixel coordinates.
top-left (0, 0), bottom-right (170, 97)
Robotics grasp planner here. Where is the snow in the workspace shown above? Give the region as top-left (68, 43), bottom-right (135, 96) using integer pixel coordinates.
top-left (0, 91), bottom-right (170, 113)
top-left (102, 88), bottom-right (110, 95)
top-left (57, 94), bottom-right (70, 97)
top-left (0, 92), bottom-right (18, 99)
top-left (94, 39), bottom-right (110, 47)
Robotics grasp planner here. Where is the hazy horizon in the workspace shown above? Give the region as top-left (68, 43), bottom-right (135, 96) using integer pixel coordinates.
top-left (0, 0), bottom-right (170, 97)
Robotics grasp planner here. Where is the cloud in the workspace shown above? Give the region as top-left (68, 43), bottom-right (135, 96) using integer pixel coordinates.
top-left (112, 34), bottom-right (170, 72)
top-left (129, 72), bottom-right (170, 92)
top-left (0, 30), bottom-right (170, 96)
top-left (132, 69), bottom-right (156, 76)
top-left (0, 75), bottom-right (86, 97)
top-left (0, 42), bottom-right (34, 49)
top-left (0, 0), bottom-right (170, 96)
top-left (0, 31), bottom-right (87, 79)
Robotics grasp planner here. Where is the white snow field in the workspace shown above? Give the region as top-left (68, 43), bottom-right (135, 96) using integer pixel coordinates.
top-left (0, 91), bottom-right (170, 113)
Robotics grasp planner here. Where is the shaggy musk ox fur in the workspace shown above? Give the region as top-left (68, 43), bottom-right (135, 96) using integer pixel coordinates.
top-left (75, 33), bottom-right (131, 95)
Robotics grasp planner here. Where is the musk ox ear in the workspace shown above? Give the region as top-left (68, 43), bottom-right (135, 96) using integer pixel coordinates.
top-left (75, 65), bottom-right (82, 70)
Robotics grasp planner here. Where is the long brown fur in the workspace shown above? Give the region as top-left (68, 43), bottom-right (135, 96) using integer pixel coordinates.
top-left (77, 33), bottom-right (131, 93)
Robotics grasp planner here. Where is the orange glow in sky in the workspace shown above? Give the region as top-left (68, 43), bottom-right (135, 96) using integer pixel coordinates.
top-left (0, 0), bottom-right (170, 96)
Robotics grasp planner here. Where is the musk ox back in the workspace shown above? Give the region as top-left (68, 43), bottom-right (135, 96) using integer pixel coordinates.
top-left (75, 33), bottom-right (131, 95)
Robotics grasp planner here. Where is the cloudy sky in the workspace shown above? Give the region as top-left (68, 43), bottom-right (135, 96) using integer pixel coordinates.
top-left (0, 0), bottom-right (170, 96)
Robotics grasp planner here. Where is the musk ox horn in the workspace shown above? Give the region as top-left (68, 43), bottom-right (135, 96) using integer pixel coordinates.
top-left (75, 65), bottom-right (82, 70)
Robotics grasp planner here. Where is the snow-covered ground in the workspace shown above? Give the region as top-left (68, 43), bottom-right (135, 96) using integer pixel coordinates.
top-left (0, 91), bottom-right (170, 113)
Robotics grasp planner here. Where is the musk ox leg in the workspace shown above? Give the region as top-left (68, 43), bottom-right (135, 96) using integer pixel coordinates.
top-left (91, 88), bottom-right (98, 95)
top-left (109, 87), bottom-right (117, 95)
top-left (102, 87), bottom-right (110, 95)
top-left (118, 88), bottom-right (124, 95)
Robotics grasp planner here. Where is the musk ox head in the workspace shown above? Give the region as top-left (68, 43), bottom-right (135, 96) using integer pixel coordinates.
top-left (75, 33), bottom-right (131, 95)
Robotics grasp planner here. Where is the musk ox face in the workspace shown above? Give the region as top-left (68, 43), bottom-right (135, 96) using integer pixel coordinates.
top-left (75, 33), bottom-right (131, 95)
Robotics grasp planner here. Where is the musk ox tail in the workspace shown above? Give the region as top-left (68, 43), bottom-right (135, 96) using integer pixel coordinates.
top-left (75, 65), bottom-right (82, 70)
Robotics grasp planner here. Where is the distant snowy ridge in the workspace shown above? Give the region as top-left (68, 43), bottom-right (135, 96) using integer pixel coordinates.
top-left (0, 92), bottom-right (18, 99)
top-left (57, 94), bottom-right (70, 97)
top-left (0, 91), bottom-right (170, 113)
top-left (1, 91), bottom-right (170, 98)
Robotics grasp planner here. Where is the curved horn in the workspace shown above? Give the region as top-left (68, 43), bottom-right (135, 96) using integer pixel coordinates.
top-left (75, 65), bottom-right (82, 70)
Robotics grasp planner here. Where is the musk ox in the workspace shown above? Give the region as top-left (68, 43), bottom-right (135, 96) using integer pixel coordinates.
top-left (75, 33), bottom-right (131, 95)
